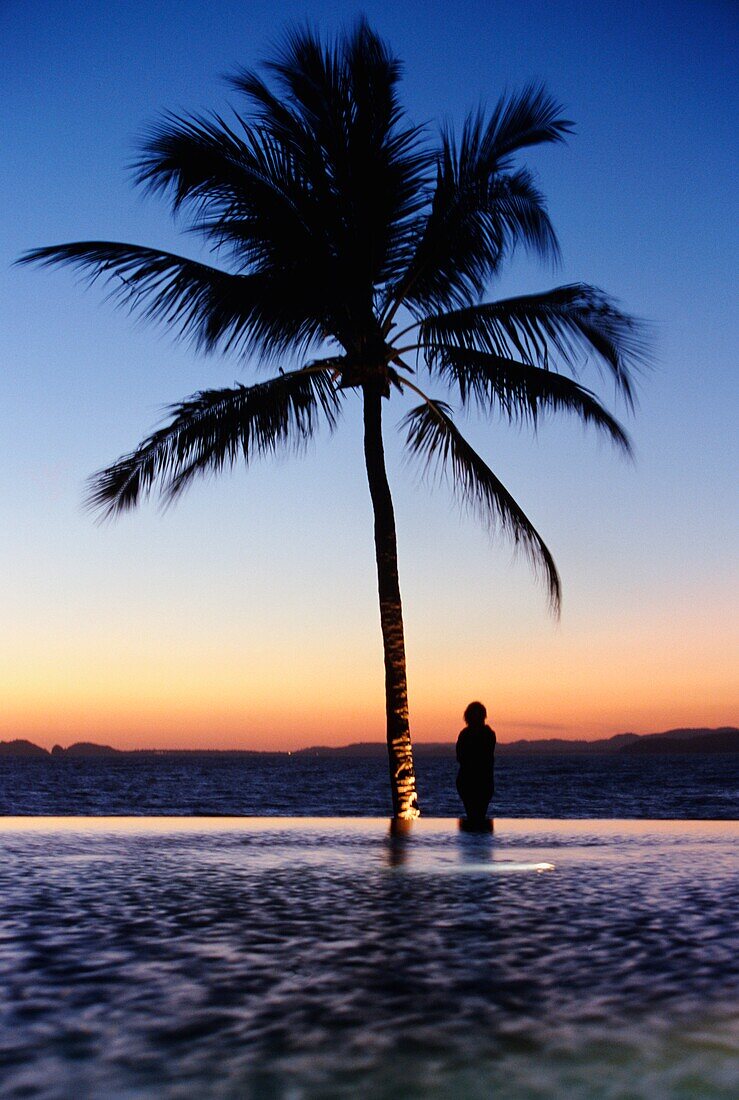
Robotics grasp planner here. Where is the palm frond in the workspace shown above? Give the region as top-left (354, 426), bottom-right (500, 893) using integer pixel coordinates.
top-left (488, 169), bottom-right (560, 262)
top-left (134, 110), bottom-right (283, 215)
top-left (134, 113), bottom-right (337, 279)
top-left (425, 346), bottom-right (632, 451)
top-left (87, 366), bottom-right (343, 517)
top-left (402, 398), bottom-right (561, 612)
top-left (475, 83), bottom-right (573, 165)
top-left (133, 22), bottom-right (431, 346)
top-left (17, 241), bottom-right (326, 358)
top-left (382, 86), bottom-right (568, 318)
top-left (231, 19), bottom-right (431, 290)
top-left (420, 284), bottom-right (651, 406)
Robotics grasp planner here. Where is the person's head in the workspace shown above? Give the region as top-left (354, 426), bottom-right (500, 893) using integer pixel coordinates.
top-left (464, 701), bottom-right (487, 727)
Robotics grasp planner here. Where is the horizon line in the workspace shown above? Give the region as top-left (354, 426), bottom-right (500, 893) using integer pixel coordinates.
top-left (3, 725), bottom-right (737, 756)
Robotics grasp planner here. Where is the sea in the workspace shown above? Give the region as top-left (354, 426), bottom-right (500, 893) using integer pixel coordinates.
top-left (1, 750), bottom-right (737, 817)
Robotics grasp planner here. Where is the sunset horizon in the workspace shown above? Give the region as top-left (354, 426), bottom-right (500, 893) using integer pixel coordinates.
top-left (5, 2), bottom-right (737, 782)
top-left (5, 713), bottom-right (736, 755)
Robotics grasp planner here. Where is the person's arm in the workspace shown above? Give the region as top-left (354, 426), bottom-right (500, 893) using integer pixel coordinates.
top-left (456, 731), bottom-right (465, 764)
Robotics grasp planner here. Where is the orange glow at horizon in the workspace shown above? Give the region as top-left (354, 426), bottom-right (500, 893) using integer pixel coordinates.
top-left (3, 568), bottom-right (736, 752)
top-left (3, 650), bottom-right (736, 752)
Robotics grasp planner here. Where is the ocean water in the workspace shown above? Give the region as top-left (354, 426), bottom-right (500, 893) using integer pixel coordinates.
top-left (0, 818), bottom-right (737, 1099)
top-left (1, 751), bottom-right (737, 817)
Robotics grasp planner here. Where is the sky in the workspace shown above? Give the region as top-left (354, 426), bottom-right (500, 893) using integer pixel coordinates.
top-left (2, 0), bottom-right (737, 750)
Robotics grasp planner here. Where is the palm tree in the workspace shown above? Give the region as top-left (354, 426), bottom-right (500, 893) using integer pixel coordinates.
top-left (20, 21), bottom-right (647, 818)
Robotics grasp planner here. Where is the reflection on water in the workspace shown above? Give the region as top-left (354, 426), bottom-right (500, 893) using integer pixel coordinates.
top-left (0, 819), bottom-right (737, 1099)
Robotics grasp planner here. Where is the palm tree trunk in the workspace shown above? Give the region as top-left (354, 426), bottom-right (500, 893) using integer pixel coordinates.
top-left (362, 381), bottom-right (420, 818)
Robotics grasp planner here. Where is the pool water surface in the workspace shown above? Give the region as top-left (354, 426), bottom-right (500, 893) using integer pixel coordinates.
top-left (0, 818), bottom-right (737, 1099)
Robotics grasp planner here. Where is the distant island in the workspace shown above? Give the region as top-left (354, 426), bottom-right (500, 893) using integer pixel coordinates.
top-left (297, 727), bottom-right (739, 756)
top-left (1, 727), bottom-right (737, 759)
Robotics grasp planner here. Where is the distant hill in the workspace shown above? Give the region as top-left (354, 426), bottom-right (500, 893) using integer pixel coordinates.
top-left (627, 726), bottom-right (738, 743)
top-left (296, 727), bottom-right (739, 757)
top-left (51, 742), bottom-right (122, 758)
top-left (496, 733), bottom-right (639, 756)
top-left (497, 727), bottom-right (739, 756)
top-left (1, 727), bottom-right (736, 759)
top-left (298, 741), bottom-right (395, 757)
top-left (0, 739), bottom-right (49, 759)
top-left (621, 729), bottom-right (739, 754)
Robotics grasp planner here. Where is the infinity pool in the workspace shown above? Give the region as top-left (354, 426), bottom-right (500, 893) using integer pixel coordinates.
top-left (1, 818), bottom-right (737, 1098)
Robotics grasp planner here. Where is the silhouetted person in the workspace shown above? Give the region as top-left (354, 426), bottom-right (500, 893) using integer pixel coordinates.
top-left (456, 701), bottom-right (496, 826)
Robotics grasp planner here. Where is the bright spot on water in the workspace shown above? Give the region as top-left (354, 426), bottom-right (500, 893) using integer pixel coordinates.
top-left (404, 861), bottom-right (556, 873)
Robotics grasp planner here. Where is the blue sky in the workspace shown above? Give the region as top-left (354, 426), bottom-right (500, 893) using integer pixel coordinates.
top-left (2, 0), bottom-right (737, 747)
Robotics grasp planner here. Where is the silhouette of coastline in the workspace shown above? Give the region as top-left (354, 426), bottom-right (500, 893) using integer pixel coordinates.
top-left (51, 742), bottom-right (122, 758)
top-left (1, 727), bottom-right (736, 760)
top-left (0, 739), bottom-right (49, 759)
top-left (0, 741), bottom-right (277, 760)
top-left (299, 727), bottom-right (739, 756)
top-left (621, 729), bottom-right (739, 754)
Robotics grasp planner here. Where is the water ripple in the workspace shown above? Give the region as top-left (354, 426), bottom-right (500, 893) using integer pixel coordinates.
top-left (0, 820), bottom-right (737, 1099)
